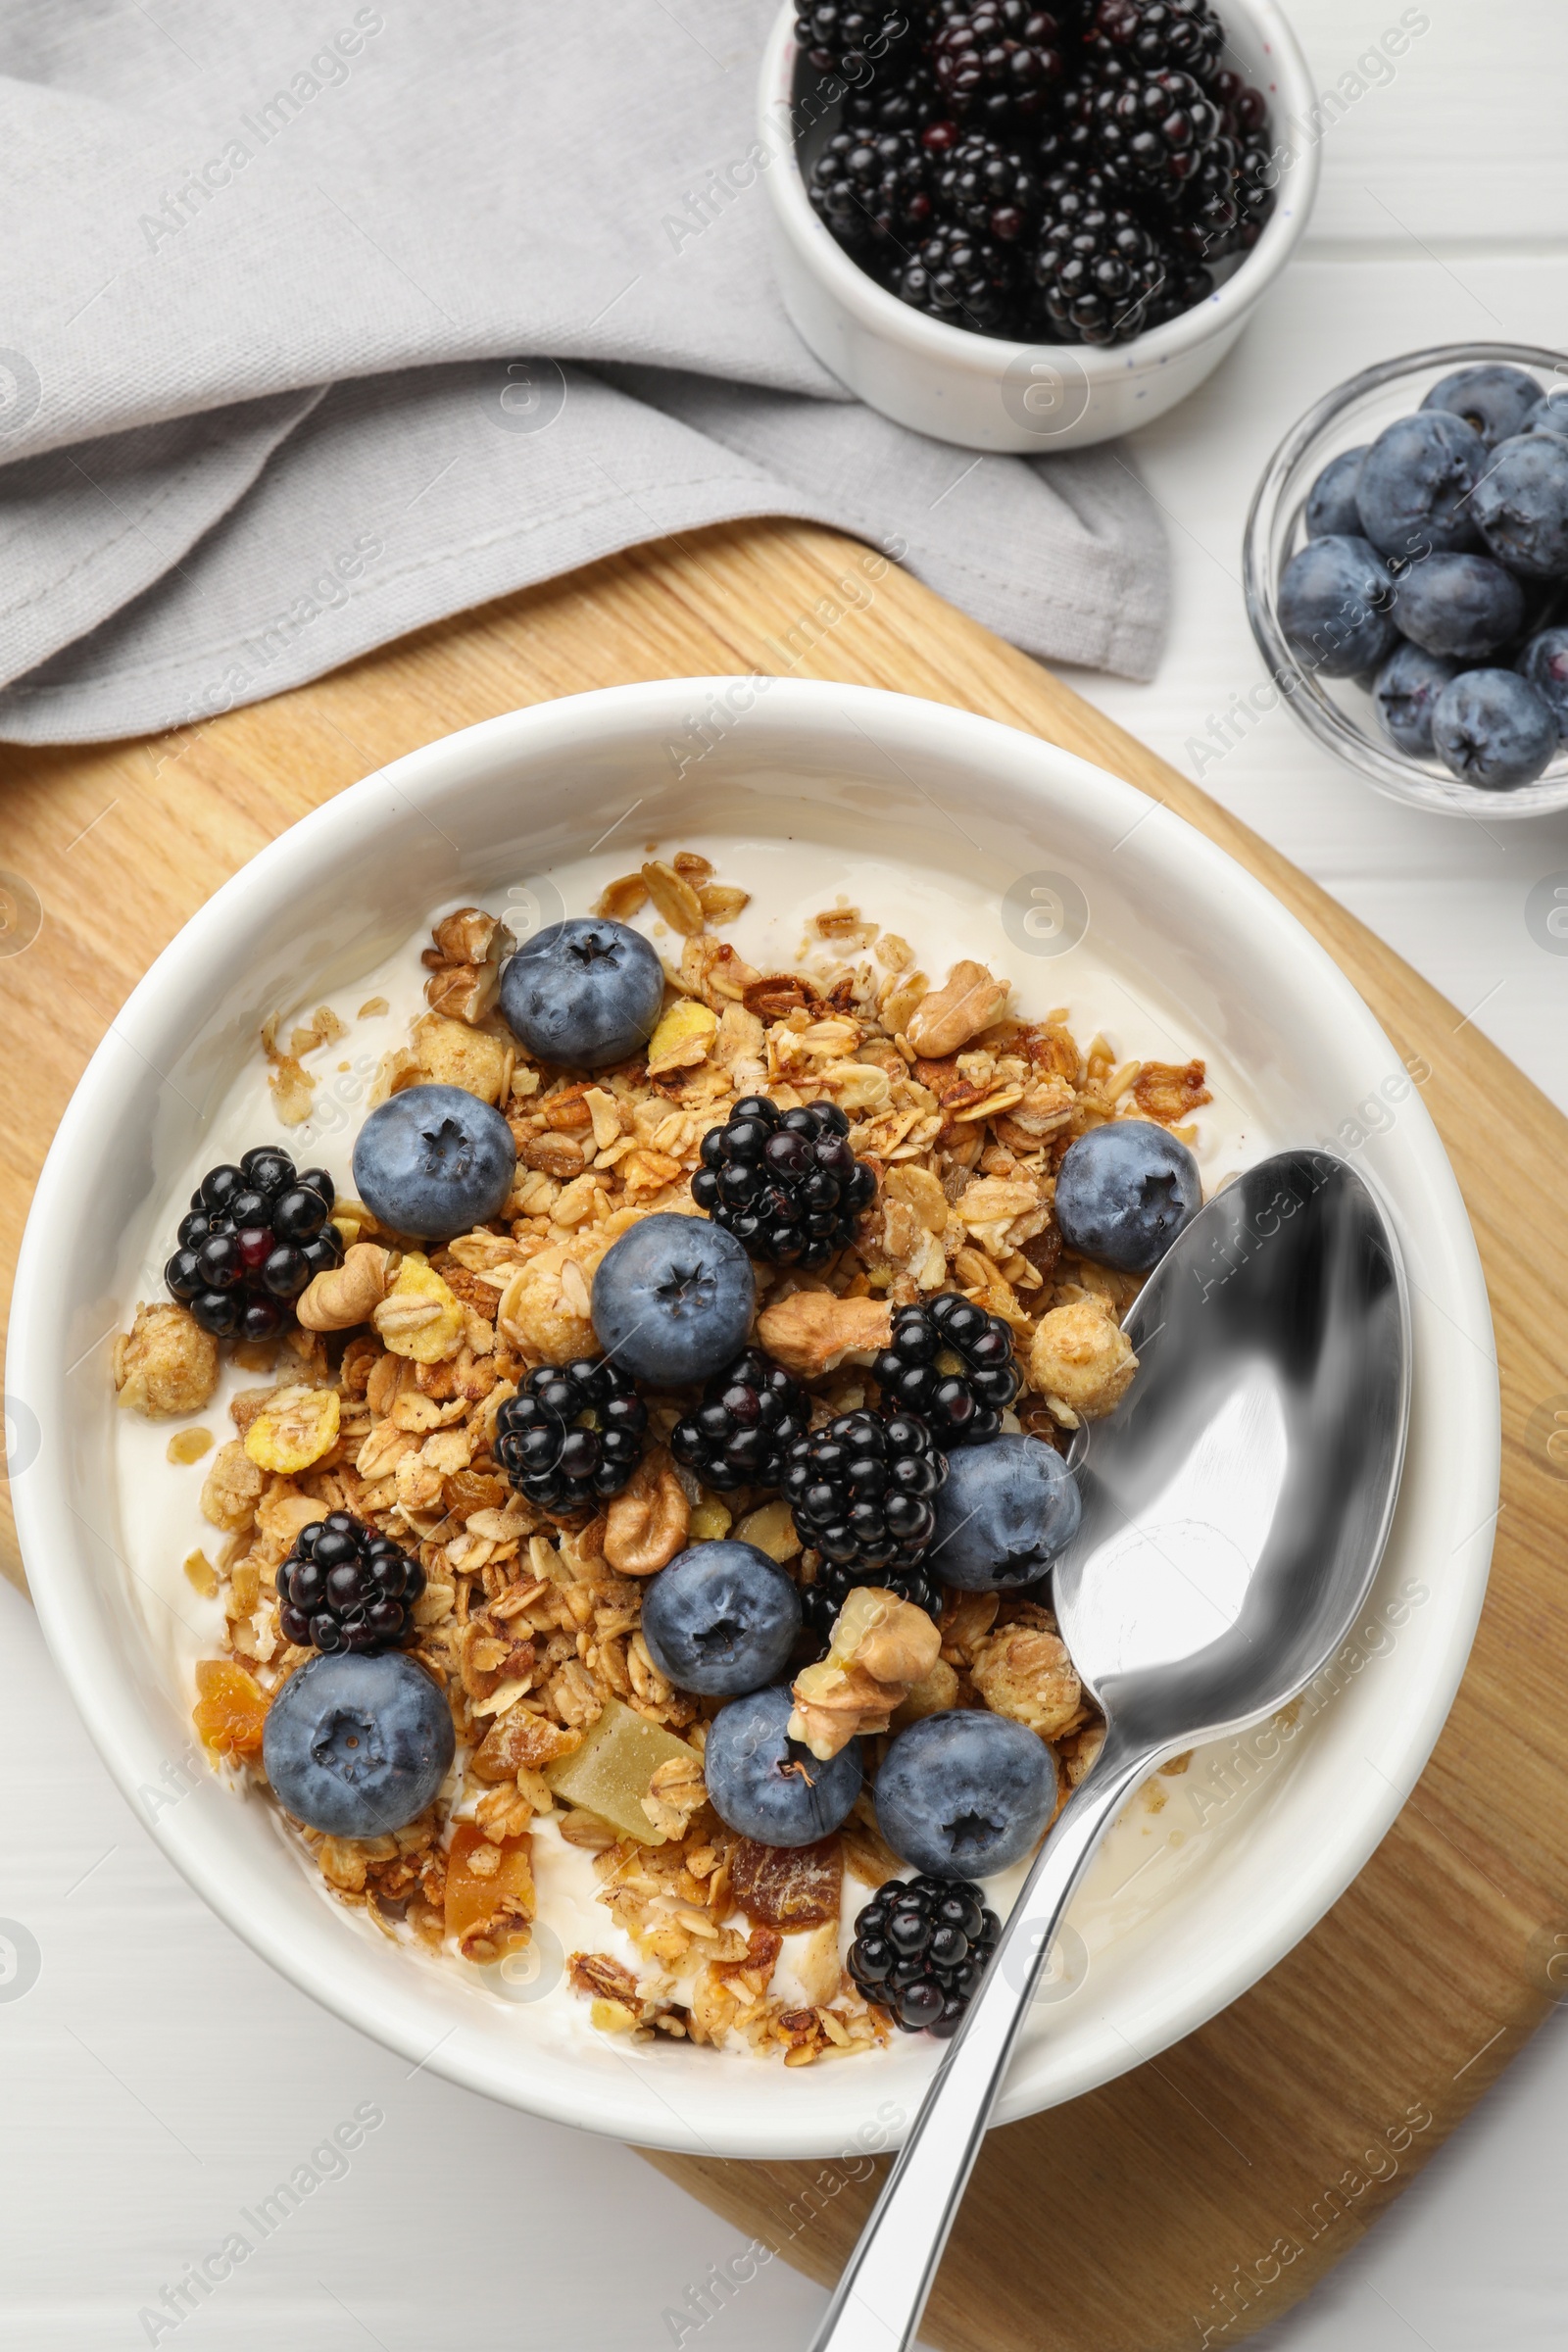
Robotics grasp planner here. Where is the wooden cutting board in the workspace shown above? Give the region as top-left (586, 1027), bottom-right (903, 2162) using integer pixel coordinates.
top-left (4, 518), bottom-right (1567, 2350)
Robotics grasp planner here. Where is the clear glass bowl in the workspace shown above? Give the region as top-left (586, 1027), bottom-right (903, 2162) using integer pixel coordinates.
top-left (1243, 341), bottom-right (1568, 819)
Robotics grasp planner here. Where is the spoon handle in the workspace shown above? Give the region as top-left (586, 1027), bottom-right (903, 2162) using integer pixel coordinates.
top-left (808, 1739), bottom-right (1149, 2352)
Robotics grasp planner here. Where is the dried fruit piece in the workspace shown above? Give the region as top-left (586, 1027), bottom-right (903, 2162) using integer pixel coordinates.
top-left (444, 1821), bottom-right (534, 1962)
top-left (166, 1427), bottom-right (214, 1465)
top-left (646, 996), bottom-right (718, 1075)
top-left (193, 1658), bottom-right (268, 1757)
top-left (730, 1834), bottom-right (843, 1931)
top-left (373, 1252), bottom-right (466, 1363)
top-left (243, 1384), bottom-right (342, 1476)
top-left (544, 1697), bottom-right (704, 1845)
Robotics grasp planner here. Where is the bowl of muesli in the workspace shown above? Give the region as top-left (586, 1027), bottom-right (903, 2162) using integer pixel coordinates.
top-left (9, 677), bottom-right (1497, 2158)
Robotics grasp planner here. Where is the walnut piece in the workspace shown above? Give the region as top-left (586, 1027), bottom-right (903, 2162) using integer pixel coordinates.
top-left (603, 1446), bottom-right (690, 1576)
top-left (789, 1587), bottom-right (943, 1759)
top-left (297, 1243), bottom-right (400, 1332)
top-left (970, 1619), bottom-right (1081, 1738)
top-left (755, 1292), bottom-right (892, 1381)
top-left (113, 1302), bottom-right (219, 1418)
top-left (423, 907), bottom-right (514, 1023)
top-left (905, 959), bottom-right (1010, 1057)
top-left (1029, 1298), bottom-right (1138, 1427)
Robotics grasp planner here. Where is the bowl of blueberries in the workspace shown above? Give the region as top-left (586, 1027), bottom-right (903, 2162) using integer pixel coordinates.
top-left (1246, 343), bottom-right (1568, 816)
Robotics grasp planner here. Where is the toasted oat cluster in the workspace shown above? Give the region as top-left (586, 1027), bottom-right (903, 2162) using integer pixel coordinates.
top-left (119, 855), bottom-right (1210, 2063)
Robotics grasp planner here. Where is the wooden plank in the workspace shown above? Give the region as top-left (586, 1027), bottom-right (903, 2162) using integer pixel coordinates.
top-left (3, 516), bottom-right (1565, 2350)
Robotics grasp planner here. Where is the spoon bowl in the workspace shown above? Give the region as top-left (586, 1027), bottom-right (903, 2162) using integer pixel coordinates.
top-left (1062, 1150), bottom-right (1410, 1753)
top-left (812, 1151), bottom-right (1410, 2352)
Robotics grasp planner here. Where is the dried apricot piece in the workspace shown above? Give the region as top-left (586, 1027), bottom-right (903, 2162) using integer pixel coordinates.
top-left (193, 1658), bottom-right (269, 1758)
top-left (444, 1822), bottom-right (534, 1961)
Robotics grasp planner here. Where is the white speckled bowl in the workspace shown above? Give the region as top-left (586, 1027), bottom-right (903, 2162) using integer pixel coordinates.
top-left (8, 678), bottom-right (1496, 2158)
top-left (759, 0), bottom-right (1321, 452)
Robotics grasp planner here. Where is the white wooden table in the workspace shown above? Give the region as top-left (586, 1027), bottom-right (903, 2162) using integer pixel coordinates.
top-left (4, 5), bottom-right (1567, 2345)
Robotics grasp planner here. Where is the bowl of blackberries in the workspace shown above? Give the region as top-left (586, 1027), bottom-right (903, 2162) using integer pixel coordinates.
top-left (1246, 345), bottom-right (1568, 817)
top-left (760, 0), bottom-right (1319, 452)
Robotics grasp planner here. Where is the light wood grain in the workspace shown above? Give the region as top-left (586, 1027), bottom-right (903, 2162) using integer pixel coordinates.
top-left (2, 517), bottom-right (1565, 2351)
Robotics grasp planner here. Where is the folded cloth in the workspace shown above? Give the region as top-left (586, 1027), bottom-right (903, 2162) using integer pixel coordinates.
top-left (0, 0), bottom-right (1168, 743)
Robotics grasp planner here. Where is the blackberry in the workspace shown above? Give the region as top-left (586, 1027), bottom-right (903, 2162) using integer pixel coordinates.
top-left (278, 1512), bottom-right (425, 1656)
top-left (872, 1293), bottom-right (1020, 1446)
top-left (1159, 131), bottom-right (1274, 261)
top-left (794, 2), bottom-right (922, 76)
top-left (691, 1097), bottom-right (875, 1272)
top-left (1210, 67), bottom-right (1270, 136)
top-left (493, 1358), bottom-right (648, 1514)
top-left (848, 1873), bottom-right (1001, 2034)
top-left (669, 1348), bottom-right (810, 1494)
top-left (166, 1147), bottom-right (343, 1343)
top-left (783, 1409), bottom-right (947, 1574)
top-left (1083, 0), bottom-right (1224, 80)
top-left (843, 65), bottom-right (946, 138)
top-left (1143, 244), bottom-right (1213, 325)
top-left (1032, 186), bottom-right (1166, 342)
top-left (897, 222), bottom-right (1021, 332)
top-left (933, 2), bottom-right (1073, 123)
top-left (808, 126), bottom-right (935, 259)
top-left (933, 132), bottom-right (1043, 242)
top-left (800, 1558), bottom-right (941, 1645)
top-left (1079, 64), bottom-right (1224, 198)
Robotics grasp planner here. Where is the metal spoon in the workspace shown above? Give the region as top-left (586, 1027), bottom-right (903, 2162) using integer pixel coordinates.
top-left (811, 1149), bottom-right (1410, 2352)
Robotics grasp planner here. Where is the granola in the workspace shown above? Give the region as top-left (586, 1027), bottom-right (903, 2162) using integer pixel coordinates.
top-left (120, 864), bottom-right (1220, 2065)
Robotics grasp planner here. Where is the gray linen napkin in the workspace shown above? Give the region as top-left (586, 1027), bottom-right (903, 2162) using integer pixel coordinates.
top-left (0, 0), bottom-right (1168, 743)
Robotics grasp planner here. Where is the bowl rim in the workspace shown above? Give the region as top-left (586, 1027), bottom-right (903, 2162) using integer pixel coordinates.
top-left (758, 0), bottom-right (1322, 385)
top-left (1243, 339), bottom-right (1568, 819)
top-left (7, 677), bottom-right (1499, 2158)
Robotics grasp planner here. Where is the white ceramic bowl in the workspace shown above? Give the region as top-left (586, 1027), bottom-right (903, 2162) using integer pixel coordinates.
top-left (9, 679), bottom-right (1496, 2160)
top-left (759, 0), bottom-right (1320, 452)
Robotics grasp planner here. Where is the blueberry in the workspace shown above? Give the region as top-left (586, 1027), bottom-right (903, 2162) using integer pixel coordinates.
top-left (929, 1435), bottom-right (1081, 1591)
top-left (639, 1541), bottom-right (803, 1696)
top-left (1521, 395), bottom-right (1568, 445)
top-left (352, 1084), bottom-right (515, 1238)
top-left (875, 1711), bottom-right (1057, 1880)
top-left (1355, 411), bottom-right (1483, 558)
top-left (1371, 641), bottom-right (1459, 756)
top-left (703, 1686), bottom-right (862, 1847)
top-left (1518, 626), bottom-right (1568, 736)
top-left (1393, 552), bottom-right (1526, 661)
top-left (1431, 669), bottom-right (1558, 790)
top-left (262, 1650), bottom-right (454, 1838)
top-left (1421, 364), bottom-right (1543, 452)
top-left (590, 1212), bottom-right (755, 1385)
top-left (1303, 445), bottom-right (1368, 539)
top-left (498, 917), bottom-right (663, 1070)
top-left (1471, 433), bottom-right (1568, 581)
top-left (1054, 1118), bottom-right (1200, 1273)
top-left (1277, 536), bottom-right (1399, 677)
